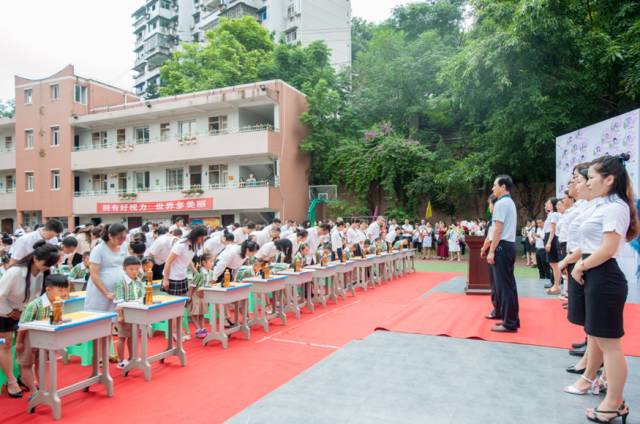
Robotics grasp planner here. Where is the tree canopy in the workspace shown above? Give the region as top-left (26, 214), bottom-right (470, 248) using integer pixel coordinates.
top-left (156, 1), bottom-right (640, 219)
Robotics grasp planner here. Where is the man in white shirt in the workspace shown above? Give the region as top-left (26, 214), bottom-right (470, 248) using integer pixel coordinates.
top-left (147, 227), bottom-right (177, 280)
top-left (346, 221), bottom-right (360, 245)
top-left (330, 221), bottom-right (346, 260)
top-left (306, 224), bottom-right (331, 263)
top-left (9, 219), bottom-right (63, 265)
top-left (366, 216), bottom-right (385, 241)
top-left (487, 175), bottom-right (519, 333)
top-left (288, 228), bottom-right (308, 257)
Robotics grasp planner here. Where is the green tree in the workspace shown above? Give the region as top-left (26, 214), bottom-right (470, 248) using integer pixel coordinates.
top-left (351, 17), bottom-right (376, 61)
top-left (145, 80), bottom-right (160, 100)
top-left (0, 99), bottom-right (15, 118)
top-left (159, 16), bottom-right (274, 96)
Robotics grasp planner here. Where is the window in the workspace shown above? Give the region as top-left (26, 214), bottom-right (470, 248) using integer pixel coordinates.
top-left (117, 129), bottom-right (126, 147)
top-left (208, 164), bottom-right (228, 187)
top-left (208, 116), bottom-right (228, 134)
top-left (51, 126), bottom-right (60, 146)
top-left (51, 170), bottom-right (60, 190)
top-left (160, 123), bottom-right (171, 141)
top-left (74, 84), bottom-right (87, 104)
top-left (5, 175), bottom-right (14, 193)
top-left (118, 172), bottom-right (127, 192)
top-left (285, 29), bottom-right (297, 43)
top-left (160, 0), bottom-right (171, 9)
top-left (178, 120), bottom-right (196, 140)
top-left (25, 130), bottom-right (34, 149)
top-left (91, 174), bottom-right (108, 193)
top-left (24, 88), bottom-right (32, 104)
top-left (287, 5), bottom-right (295, 18)
top-left (135, 127), bottom-right (149, 144)
top-left (91, 131), bottom-right (108, 149)
top-left (25, 172), bottom-right (34, 192)
top-left (4, 136), bottom-right (12, 151)
top-left (134, 171), bottom-right (150, 191)
top-left (259, 8), bottom-right (267, 21)
top-left (50, 84), bottom-right (60, 101)
top-left (166, 168), bottom-right (183, 190)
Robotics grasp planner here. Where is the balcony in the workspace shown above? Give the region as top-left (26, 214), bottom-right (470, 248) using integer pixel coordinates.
top-left (0, 148), bottom-right (16, 171)
top-left (71, 126), bottom-right (280, 170)
top-left (72, 181), bottom-right (274, 215)
top-left (144, 33), bottom-right (175, 66)
top-left (0, 189), bottom-right (16, 211)
top-left (133, 56), bottom-right (147, 72)
top-left (202, 0), bottom-right (222, 10)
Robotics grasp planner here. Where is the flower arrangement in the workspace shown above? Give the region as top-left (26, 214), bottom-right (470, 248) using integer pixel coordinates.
top-left (182, 187), bottom-right (204, 197)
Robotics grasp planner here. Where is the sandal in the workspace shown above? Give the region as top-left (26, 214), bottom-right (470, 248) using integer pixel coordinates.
top-left (4, 380), bottom-right (23, 398)
top-left (586, 401), bottom-right (629, 423)
top-left (564, 375), bottom-right (607, 395)
top-left (546, 287), bottom-right (561, 295)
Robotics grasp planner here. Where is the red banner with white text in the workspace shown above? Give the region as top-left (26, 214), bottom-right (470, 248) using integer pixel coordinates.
top-left (97, 198), bottom-right (213, 214)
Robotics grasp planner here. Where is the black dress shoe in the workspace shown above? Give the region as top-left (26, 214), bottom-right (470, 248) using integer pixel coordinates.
top-left (569, 346), bottom-right (586, 357)
top-left (571, 340), bottom-right (587, 349)
top-left (566, 365), bottom-right (585, 374)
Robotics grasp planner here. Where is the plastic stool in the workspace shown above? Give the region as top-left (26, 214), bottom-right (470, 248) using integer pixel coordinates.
top-left (65, 338), bottom-right (115, 367)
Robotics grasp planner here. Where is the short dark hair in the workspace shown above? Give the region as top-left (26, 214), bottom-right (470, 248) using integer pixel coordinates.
top-left (123, 256), bottom-right (142, 268)
top-left (156, 226), bottom-right (168, 236)
top-left (44, 219), bottom-right (64, 234)
top-left (495, 175), bottom-right (514, 192)
top-left (45, 274), bottom-right (69, 289)
top-left (62, 236), bottom-right (78, 248)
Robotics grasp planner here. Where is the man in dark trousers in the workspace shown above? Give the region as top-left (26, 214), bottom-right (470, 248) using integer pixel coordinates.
top-left (486, 175), bottom-right (520, 332)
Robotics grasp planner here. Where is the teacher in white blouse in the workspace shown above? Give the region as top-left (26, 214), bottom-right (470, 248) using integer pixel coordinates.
top-left (0, 241), bottom-right (60, 398)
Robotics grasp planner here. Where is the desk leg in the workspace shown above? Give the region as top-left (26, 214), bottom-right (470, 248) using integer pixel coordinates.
top-left (49, 349), bottom-right (61, 420)
top-left (139, 324), bottom-right (152, 381)
top-left (219, 305), bottom-right (228, 349)
top-left (100, 336), bottom-right (113, 396)
top-left (241, 301), bottom-right (251, 340)
top-left (306, 282), bottom-right (315, 313)
top-left (278, 289), bottom-right (287, 325)
top-left (28, 349), bottom-right (47, 414)
top-left (329, 276), bottom-right (338, 304)
top-left (175, 316), bottom-right (186, 366)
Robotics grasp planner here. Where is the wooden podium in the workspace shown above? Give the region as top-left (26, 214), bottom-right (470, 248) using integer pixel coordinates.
top-left (464, 235), bottom-right (491, 295)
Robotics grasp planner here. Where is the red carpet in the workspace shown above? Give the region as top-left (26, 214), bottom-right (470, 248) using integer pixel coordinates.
top-left (377, 292), bottom-right (640, 356)
top-left (0, 272), bottom-right (457, 423)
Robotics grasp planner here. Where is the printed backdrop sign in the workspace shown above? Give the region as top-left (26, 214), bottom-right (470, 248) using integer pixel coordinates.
top-left (97, 198), bottom-right (213, 214)
top-left (556, 109), bottom-right (640, 197)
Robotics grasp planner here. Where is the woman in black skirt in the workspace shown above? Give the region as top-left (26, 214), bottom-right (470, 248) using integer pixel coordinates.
top-left (543, 197), bottom-right (562, 294)
top-left (559, 163), bottom-right (594, 376)
top-left (570, 154), bottom-right (637, 423)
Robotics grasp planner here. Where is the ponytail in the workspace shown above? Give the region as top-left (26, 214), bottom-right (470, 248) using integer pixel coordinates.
top-left (12, 240), bottom-right (60, 302)
top-left (591, 153), bottom-right (639, 241)
top-left (240, 240), bottom-right (259, 259)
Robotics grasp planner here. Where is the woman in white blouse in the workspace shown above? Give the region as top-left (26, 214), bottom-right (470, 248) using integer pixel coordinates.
top-left (543, 198), bottom-right (562, 294)
top-left (211, 240), bottom-right (259, 282)
top-left (570, 154), bottom-right (637, 423)
top-left (0, 241), bottom-right (60, 398)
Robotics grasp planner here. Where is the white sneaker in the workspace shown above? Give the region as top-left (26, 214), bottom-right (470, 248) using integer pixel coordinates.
top-left (116, 359), bottom-right (129, 369)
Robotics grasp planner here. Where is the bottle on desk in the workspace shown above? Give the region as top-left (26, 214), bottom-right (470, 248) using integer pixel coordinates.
top-left (294, 257), bottom-right (301, 272)
top-left (223, 269), bottom-right (231, 288)
top-left (376, 246), bottom-right (381, 256)
top-left (321, 252), bottom-right (328, 267)
top-left (144, 283), bottom-right (153, 305)
top-left (144, 261), bottom-right (154, 284)
top-left (52, 297), bottom-right (64, 324)
top-left (263, 262), bottom-right (271, 279)
top-left (388, 243), bottom-right (392, 254)
top-left (341, 250), bottom-right (347, 263)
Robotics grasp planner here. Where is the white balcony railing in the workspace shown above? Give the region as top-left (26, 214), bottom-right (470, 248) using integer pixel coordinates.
top-left (72, 124), bottom-right (275, 152)
top-left (73, 180), bottom-right (273, 197)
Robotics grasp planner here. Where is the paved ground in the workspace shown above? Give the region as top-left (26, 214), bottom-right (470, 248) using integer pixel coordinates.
top-left (229, 331), bottom-right (640, 424)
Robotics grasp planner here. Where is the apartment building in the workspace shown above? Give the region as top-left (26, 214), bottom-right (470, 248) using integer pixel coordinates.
top-left (132, 0), bottom-right (352, 95)
top-left (4, 65), bottom-right (309, 231)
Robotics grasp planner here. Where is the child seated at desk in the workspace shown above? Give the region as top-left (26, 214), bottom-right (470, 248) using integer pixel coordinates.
top-left (113, 256), bottom-right (144, 370)
top-left (69, 252), bottom-right (90, 282)
top-left (16, 274), bottom-right (70, 396)
top-left (189, 253), bottom-right (213, 339)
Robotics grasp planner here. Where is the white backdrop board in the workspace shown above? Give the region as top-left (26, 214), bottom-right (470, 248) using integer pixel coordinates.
top-left (556, 109), bottom-right (640, 197)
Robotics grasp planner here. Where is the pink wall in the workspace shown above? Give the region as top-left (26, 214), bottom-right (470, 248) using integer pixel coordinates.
top-left (14, 65), bottom-right (139, 226)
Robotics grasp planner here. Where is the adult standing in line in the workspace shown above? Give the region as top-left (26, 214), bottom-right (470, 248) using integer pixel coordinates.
top-left (0, 242), bottom-right (60, 398)
top-left (569, 155), bottom-right (636, 423)
top-left (85, 224), bottom-right (128, 313)
top-left (481, 195), bottom-right (499, 321)
top-left (543, 198), bottom-right (562, 294)
top-left (534, 219), bottom-right (549, 279)
top-left (487, 175), bottom-right (520, 333)
top-left (8, 219), bottom-right (63, 266)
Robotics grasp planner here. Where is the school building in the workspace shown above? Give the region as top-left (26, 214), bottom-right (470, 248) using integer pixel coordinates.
top-left (0, 65), bottom-right (310, 232)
